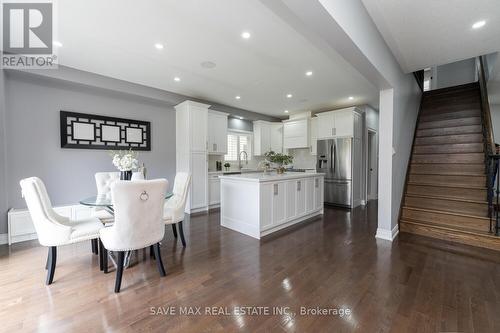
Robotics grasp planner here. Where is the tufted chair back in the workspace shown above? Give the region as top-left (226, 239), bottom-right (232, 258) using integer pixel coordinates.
top-left (94, 172), bottom-right (120, 200)
top-left (20, 177), bottom-right (72, 246)
top-left (163, 173), bottom-right (191, 223)
top-left (100, 179), bottom-right (168, 251)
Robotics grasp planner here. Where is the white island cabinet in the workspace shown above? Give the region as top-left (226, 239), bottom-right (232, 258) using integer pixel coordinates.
top-left (220, 172), bottom-right (324, 239)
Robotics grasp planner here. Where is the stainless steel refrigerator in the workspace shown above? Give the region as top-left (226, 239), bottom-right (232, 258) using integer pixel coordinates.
top-left (316, 138), bottom-right (352, 207)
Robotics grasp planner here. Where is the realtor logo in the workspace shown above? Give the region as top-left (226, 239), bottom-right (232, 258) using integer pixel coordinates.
top-left (1, 1), bottom-right (57, 69)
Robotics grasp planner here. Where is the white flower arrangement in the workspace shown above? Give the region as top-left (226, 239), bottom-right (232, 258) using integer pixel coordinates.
top-left (110, 149), bottom-right (139, 172)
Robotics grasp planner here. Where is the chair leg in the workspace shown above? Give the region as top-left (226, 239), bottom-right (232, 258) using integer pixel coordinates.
top-left (45, 251), bottom-right (49, 270)
top-left (91, 239), bottom-right (98, 255)
top-left (46, 246), bottom-right (57, 285)
top-left (153, 243), bottom-right (166, 277)
top-left (98, 239), bottom-right (104, 271)
top-left (114, 252), bottom-right (125, 293)
top-left (171, 224), bottom-right (178, 238)
top-left (102, 246), bottom-right (108, 274)
top-left (150, 245), bottom-right (155, 260)
top-left (178, 221), bottom-right (186, 247)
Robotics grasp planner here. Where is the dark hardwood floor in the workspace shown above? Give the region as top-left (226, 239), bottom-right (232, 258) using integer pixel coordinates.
top-left (1, 202), bottom-right (500, 332)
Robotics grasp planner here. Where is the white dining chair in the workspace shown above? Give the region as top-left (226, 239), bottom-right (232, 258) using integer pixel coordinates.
top-left (99, 179), bottom-right (168, 293)
top-left (19, 177), bottom-right (104, 285)
top-left (93, 172), bottom-right (120, 224)
top-left (163, 173), bottom-right (191, 247)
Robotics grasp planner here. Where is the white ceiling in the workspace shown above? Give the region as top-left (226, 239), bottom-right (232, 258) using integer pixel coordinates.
top-left (362, 0), bottom-right (500, 73)
top-left (55, 0), bottom-right (378, 117)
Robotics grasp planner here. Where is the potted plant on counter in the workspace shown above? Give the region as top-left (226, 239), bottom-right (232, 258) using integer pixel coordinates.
top-left (224, 162), bottom-right (231, 171)
top-left (264, 151), bottom-right (293, 174)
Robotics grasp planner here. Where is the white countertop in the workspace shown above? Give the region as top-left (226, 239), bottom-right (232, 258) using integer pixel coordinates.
top-left (219, 171), bottom-right (324, 182)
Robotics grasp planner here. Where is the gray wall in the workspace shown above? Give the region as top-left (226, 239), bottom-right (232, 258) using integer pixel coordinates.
top-left (2, 71), bottom-right (176, 234)
top-left (436, 58), bottom-right (476, 89)
top-left (228, 117), bottom-right (253, 132)
top-left (490, 104), bottom-right (500, 144)
top-left (0, 70), bottom-right (8, 235)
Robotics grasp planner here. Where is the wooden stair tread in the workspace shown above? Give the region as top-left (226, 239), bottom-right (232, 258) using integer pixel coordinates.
top-left (406, 181), bottom-right (486, 190)
top-left (400, 222), bottom-right (500, 251)
top-left (404, 193), bottom-right (487, 205)
top-left (402, 206), bottom-right (489, 220)
top-left (400, 218), bottom-right (494, 237)
top-left (410, 163), bottom-right (485, 176)
top-left (416, 125), bottom-right (482, 137)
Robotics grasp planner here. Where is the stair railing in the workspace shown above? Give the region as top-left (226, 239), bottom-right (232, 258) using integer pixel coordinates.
top-left (477, 56), bottom-right (499, 235)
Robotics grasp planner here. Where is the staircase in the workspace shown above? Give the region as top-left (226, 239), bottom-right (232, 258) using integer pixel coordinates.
top-left (399, 82), bottom-right (500, 251)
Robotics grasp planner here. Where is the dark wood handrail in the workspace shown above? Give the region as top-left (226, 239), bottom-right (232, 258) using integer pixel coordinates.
top-left (477, 56), bottom-right (495, 155)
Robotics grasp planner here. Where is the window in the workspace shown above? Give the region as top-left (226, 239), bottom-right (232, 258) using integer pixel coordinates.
top-left (224, 131), bottom-right (252, 161)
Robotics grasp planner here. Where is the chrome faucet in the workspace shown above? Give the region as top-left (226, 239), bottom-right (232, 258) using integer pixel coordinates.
top-left (238, 151), bottom-right (248, 170)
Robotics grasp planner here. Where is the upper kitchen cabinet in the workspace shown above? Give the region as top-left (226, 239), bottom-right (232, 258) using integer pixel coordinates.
top-left (254, 120), bottom-right (271, 155)
top-left (270, 123), bottom-right (283, 153)
top-left (316, 107), bottom-right (362, 139)
top-left (175, 101), bottom-right (209, 153)
top-left (208, 110), bottom-right (229, 155)
top-left (283, 118), bottom-right (309, 149)
top-left (310, 116), bottom-right (318, 155)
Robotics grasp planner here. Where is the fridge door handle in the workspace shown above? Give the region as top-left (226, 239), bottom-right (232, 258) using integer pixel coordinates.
top-left (333, 144), bottom-right (336, 174)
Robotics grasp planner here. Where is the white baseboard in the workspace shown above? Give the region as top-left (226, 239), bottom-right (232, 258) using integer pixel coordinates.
top-left (375, 225), bottom-right (399, 242)
top-left (0, 233), bottom-right (7, 245)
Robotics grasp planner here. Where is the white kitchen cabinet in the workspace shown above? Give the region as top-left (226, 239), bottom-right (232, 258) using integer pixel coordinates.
top-left (314, 177), bottom-right (324, 211)
top-left (285, 181), bottom-right (296, 219)
top-left (334, 110), bottom-right (354, 137)
top-left (254, 120), bottom-right (271, 155)
top-left (175, 100), bottom-right (210, 213)
top-left (190, 152), bottom-right (208, 211)
top-left (305, 178), bottom-right (314, 212)
top-left (310, 117), bottom-right (318, 155)
top-left (208, 174), bottom-right (221, 207)
top-left (317, 112), bottom-right (335, 139)
top-left (220, 173), bottom-right (324, 239)
top-left (316, 107), bottom-right (360, 139)
top-left (208, 111), bottom-right (229, 155)
top-left (270, 123), bottom-right (283, 153)
top-left (283, 118), bottom-right (309, 149)
top-left (295, 179), bottom-right (306, 216)
top-left (272, 182), bottom-right (287, 226)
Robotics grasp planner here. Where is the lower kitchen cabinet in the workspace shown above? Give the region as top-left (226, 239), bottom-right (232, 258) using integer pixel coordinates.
top-left (220, 173), bottom-right (324, 239)
top-left (208, 174), bottom-right (221, 207)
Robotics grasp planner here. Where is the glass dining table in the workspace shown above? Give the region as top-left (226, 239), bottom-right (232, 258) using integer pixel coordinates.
top-left (79, 192), bottom-right (173, 268)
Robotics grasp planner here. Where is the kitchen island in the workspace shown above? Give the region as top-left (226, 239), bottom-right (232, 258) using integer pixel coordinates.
top-left (220, 172), bottom-right (324, 239)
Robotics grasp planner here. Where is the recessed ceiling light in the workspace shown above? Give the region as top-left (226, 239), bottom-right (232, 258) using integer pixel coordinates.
top-left (239, 116), bottom-right (244, 120)
top-left (348, 96), bottom-right (354, 100)
top-left (286, 94), bottom-right (293, 98)
top-left (53, 41), bottom-right (63, 47)
top-left (174, 77), bottom-right (181, 82)
top-left (235, 95), bottom-right (241, 100)
top-left (241, 31), bottom-right (251, 39)
top-left (284, 110), bottom-right (289, 113)
top-left (472, 20), bottom-right (486, 29)
top-left (305, 71), bottom-right (313, 76)
top-left (155, 43), bottom-right (164, 50)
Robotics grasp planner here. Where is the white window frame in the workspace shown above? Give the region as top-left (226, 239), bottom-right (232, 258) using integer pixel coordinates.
top-left (224, 130), bottom-right (253, 162)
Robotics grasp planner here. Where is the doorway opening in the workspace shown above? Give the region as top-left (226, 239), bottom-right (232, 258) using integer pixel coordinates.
top-left (367, 129), bottom-right (378, 201)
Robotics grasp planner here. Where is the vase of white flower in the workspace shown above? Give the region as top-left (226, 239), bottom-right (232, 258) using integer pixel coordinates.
top-left (110, 149), bottom-right (139, 181)
top-left (120, 170), bottom-right (133, 181)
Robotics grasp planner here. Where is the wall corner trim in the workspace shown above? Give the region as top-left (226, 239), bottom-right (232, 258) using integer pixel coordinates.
top-left (375, 225), bottom-right (399, 242)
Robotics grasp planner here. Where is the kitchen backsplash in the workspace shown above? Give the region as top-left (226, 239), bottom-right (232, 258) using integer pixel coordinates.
top-left (289, 148), bottom-right (316, 169)
top-left (208, 154), bottom-right (265, 171)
